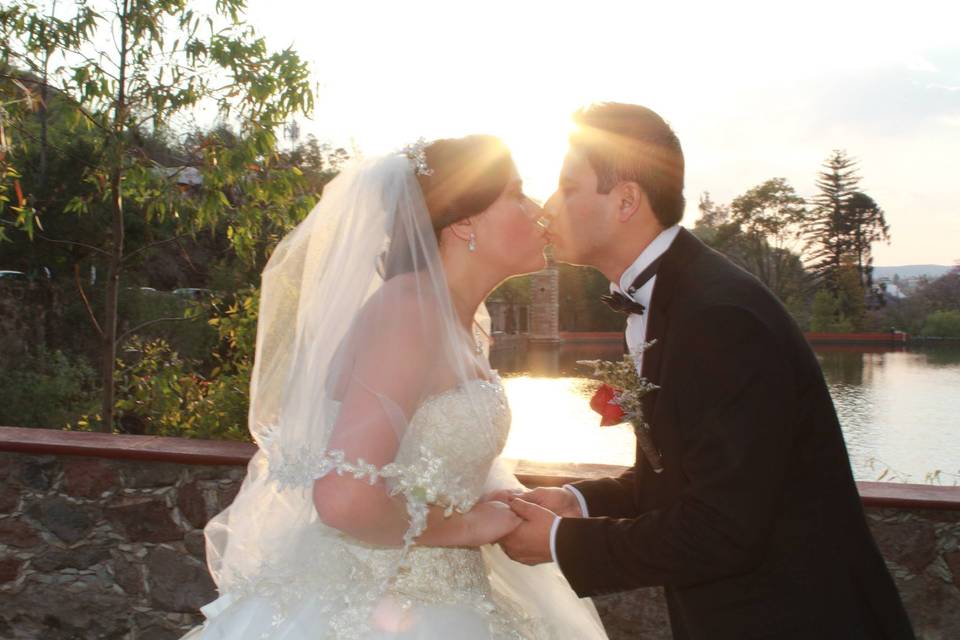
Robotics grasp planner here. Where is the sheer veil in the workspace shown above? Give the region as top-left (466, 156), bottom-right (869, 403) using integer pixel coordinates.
top-left (192, 148), bottom-right (607, 638)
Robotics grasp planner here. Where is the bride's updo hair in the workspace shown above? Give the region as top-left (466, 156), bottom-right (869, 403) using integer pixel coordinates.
top-left (381, 135), bottom-right (514, 280)
top-left (417, 135), bottom-right (515, 240)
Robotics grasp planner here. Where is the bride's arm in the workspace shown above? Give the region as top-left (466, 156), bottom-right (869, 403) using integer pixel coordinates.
top-left (311, 292), bottom-right (518, 548)
top-left (313, 478), bottom-right (519, 547)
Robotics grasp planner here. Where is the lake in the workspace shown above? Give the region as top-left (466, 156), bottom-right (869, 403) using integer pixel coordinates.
top-left (491, 341), bottom-right (960, 484)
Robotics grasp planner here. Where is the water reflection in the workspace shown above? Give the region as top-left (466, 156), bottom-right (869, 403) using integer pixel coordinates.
top-left (492, 342), bottom-right (960, 483)
top-left (814, 345), bottom-right (960, 483)
top-left (493, 341), bottom-right (625, 377)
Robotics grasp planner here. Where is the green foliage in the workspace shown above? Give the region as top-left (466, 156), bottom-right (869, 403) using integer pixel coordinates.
top-left (0, 346), bottom-right (99, 428)
top-left (75, 336), bottom-right (249, 439)
top-left (0, 0), bottom-right (314, 430)
top-left (809, 263), bottom-right (865, 332)
top-left (806, 150), bottom-right (860, 291)
top-left (845, 191), bottom-right (890, 291)
top-left (118, 287), bottom-right (218, 362)
top-left (785, 294), bottom-right (811, 331)
top-left (729, 178), bottom-right (808, 300)
top-left (921, 310), bottom-right (960, 338)
top-left (693, 192), bottom-right (729, 234)
top-left (490, 275), bottom-right (533, 305)
top-left (810, 289), bottom-right (840, 333)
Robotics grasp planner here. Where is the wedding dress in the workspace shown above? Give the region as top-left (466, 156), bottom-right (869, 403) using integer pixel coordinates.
top-left (178, 143), bottom-right (608, 639)
top-left (182, 374), bottom-right (607, 638)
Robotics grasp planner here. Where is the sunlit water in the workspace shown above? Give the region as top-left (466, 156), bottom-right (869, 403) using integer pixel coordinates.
top-left (492, 342), bottom-right (960, 484)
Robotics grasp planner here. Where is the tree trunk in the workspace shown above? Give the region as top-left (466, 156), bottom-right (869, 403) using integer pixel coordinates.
top-left (98, 0), bottom-right (129, 433)
top-left (100, 177), bottom-right (122, 432)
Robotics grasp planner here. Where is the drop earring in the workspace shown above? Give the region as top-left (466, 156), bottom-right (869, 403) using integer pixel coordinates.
top-left (468, 232), bottom-right (477, 252)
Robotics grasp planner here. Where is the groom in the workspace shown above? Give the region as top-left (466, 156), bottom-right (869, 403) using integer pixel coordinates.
top-left (498, 103), bottom-right (915, 639)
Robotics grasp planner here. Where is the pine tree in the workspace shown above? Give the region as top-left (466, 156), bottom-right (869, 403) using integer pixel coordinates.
top-left (806, 150), bottom-right (860, 292)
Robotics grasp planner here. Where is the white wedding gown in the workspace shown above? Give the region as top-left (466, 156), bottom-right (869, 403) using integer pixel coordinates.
top-left (181, 374), bottom-right (608, 639)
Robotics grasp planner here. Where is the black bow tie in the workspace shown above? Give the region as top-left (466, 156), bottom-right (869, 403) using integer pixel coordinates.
top-left (601, 291), bottom-right (647, 315)
top-left (600, 254), bottom-right (665, 316)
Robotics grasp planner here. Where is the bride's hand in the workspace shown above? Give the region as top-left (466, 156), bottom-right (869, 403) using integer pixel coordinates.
top-left (482, 488), bottom-right (524, 504)
top-left (518, 486), bottom-right (584, 518)
top-left (462, 501), bottom-right (522, 547)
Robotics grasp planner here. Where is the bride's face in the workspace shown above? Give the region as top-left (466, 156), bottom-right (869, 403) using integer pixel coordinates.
top-left (474, 167), bottom-right (548, 276)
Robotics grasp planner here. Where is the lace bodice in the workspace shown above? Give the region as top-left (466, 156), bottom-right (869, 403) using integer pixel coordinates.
top-left (388, 376), bottom-right (510, 513)
top-left (263, 375), bottom-right (511, 521)
top-left (351, 376), bottom-right (545, 638)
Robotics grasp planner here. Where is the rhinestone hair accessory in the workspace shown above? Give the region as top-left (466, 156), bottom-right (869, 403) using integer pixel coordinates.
top-left (400, 137), bottom-right (434, 176)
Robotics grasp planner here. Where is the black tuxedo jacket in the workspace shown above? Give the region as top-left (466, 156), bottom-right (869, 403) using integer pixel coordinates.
top-left (556, 228), bottom-right (914, 639)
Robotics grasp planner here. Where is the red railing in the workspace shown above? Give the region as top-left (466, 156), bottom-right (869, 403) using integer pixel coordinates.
top-left (2, 426), bottom-right (957, 511)
top-left (805, 332), bottom-right (910, 344)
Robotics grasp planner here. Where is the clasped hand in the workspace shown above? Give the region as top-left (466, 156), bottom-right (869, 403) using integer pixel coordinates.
top-left (476, 486), bottom-right (584, 565)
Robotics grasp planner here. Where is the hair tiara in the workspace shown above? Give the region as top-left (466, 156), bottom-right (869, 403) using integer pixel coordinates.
top-left (400, 138), bottom-right (434, 176)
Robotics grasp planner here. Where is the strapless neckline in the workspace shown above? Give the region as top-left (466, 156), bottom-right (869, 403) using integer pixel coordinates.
top-left (417, 372), bottom-right (503, 411)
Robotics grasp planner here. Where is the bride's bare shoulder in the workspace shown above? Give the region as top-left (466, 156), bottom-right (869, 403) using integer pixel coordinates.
top-left (378, 273), bottom-right (440, 304)
top-left (359, 273), bottom-right (443, 329)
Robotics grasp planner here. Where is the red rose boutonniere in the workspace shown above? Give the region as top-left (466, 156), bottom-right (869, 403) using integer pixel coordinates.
top-left (579, 340), bottom-right (663, 473)
top-left (589, 384), bottom-right (626, 427)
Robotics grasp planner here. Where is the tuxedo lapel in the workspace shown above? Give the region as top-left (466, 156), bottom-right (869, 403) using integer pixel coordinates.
top-left (639, 228), bottom-right (703, 428)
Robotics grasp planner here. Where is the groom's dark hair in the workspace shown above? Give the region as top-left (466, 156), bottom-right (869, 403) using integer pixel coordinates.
top-left (571, 103), bottom-right (685, 227)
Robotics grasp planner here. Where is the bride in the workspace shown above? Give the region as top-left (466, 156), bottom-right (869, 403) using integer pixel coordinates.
top-left (180, 135), bottom-right (609, 639)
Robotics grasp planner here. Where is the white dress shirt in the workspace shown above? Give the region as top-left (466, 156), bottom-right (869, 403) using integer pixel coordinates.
top-left (548, 224), bottom-right (682, 565)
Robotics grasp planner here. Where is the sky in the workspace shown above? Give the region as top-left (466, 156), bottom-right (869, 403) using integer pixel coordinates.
top-left (243, 0), bottom-right (960, 266)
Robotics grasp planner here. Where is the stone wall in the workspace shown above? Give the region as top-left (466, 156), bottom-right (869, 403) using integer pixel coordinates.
top-left (1, 429), bottom-right (958, 639)
top-left (0, 450), bottom-right (242, 639)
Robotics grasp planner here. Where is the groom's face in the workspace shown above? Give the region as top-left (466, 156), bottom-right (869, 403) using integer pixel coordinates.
top-left (543, 150), bottom-right (616, 266)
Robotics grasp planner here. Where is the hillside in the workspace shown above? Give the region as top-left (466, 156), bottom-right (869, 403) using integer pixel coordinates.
top-left (873, 265), bottom-right (953, 280)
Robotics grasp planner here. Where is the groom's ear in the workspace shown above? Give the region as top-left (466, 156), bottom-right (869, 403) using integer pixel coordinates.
top-left (616, 181), bottom-right (645, 222)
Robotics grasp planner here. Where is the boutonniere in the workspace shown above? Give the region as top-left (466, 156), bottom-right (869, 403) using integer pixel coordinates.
top-left (578, 340), bottom-right (663, 473)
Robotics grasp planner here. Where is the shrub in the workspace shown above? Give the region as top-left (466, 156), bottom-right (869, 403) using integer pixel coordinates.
top-left (80, 336), bottom-right (250, 440)
top-left (0, 347), bottom-right (99, 428)
top-left (921, 310), bottom-right (960, 338)
top-left (810, 290), bottom-right (855, 333)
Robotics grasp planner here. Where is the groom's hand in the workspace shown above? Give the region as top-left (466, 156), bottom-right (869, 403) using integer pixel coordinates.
top-left (498, 498), bottom-right (554, 565)
top-left (520, 487), bottom-right (583, 518)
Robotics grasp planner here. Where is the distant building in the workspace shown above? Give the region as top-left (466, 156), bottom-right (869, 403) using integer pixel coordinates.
top-left (529, 253), bottom-right (561, 344)
top-left (152, 166), bottom-right (203, 194)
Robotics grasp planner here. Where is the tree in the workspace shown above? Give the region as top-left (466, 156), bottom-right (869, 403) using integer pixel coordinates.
top-left (1, 0), bottom-right (313, 431)
top-left (809, 261), bottom-right (864, 332)
top-left (845, 191), bottom-right (890, 293)
top-left (806, 150), bottom-right (860, 292)
top-left (692, 190), bottom-right (750, 265)
top-left (805, 150), bottom-right (891, 302)
top-left (692, 191), bottom-right (730, 244)
top-left (693, 186), bottom-right (809, 306)
top-left (729, 178), bottom-right (807, 300)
